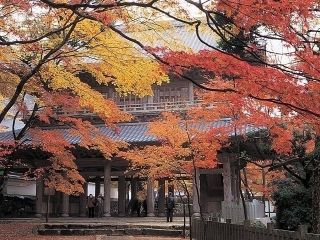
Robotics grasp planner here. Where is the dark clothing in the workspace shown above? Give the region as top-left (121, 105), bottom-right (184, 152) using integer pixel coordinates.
top-left (96, 196), bottom-right (104, 217)
top-left (129, 198), bottom-right (142, 217)
top-left (167, 208), bottom-right (174, 222)
top-left (87, 197), bottom-right (96, 208)
top-left (87, 196), bottom-right (96, 218)
top-left (166, 196), bottom-right (175, 209)
top-left (88, 207), bottom-right (95, 218)
top-left (166, 195), bottom-right (175, 222)
top-left (142, 199), bottom-right (147, 216)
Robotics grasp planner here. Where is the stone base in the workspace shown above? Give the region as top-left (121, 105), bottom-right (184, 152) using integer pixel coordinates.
top-left (192, 213), bottom-right (201, 219)
top-left (60, 214), bottom-right (69, 217)
top-left (38, 223), bottom-right (185, 237)
top-left (35, 213), bottom-right (42, 218)
top-left (103, 213), bottom-right (111, 217)
top-left (147, 213), bottom-right (155, 217)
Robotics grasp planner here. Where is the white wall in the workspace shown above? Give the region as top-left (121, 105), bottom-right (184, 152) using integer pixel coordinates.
top-left (87, 182), bottom-right (118, 198)
top-left (4, 178), bottom-right (36, 197)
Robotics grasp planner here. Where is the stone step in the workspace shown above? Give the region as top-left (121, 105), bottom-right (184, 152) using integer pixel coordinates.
top-left (38, 227), bottom-right (183, 237)
top-left (38, 228), bottom-right (125, 236)
top-left (42, 223), bottom-right (186, 230)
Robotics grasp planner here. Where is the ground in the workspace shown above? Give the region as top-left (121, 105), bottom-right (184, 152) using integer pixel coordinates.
top-left (0, 220), bottom-right (184, 240)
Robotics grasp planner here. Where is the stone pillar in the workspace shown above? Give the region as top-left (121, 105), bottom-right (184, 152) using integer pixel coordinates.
top-left (131, 177), bottom-right (137, 200)
top-left (95, 177), bottom-right (101, 197)
top-left (79, 182), bottom-right (88, 217)
top-left (61, 193), bottom-right (69, 217)
top-left (231, 166), bottom-right (240, 202)
top-left (118, 175), bottom-right (126, 217)
top-left (223, 157), bottom-right (233, 202)
top-left (193, 169), bottom-right (201, 217)
top-left (189, 81), bottom-right (194, 102)
top-left (158, 179), bottom-right (166, 217)
top-left (35, 178), bottom-right (43, 217)
top-left (103, 161), bottom-right (111, 217)
top-left (147, 178), bottom-right (155, 217)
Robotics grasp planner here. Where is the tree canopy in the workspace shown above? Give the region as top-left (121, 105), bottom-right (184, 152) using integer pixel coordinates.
top-left (2, 0), bottom-right (320, 231)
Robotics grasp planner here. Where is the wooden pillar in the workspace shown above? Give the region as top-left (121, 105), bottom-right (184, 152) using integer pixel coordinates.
top-left (61, 193), bottom-right (69, 217)
top-left (147, 95), bottom-right (154, 103)
top-left (126, 181), bottom-right (130, 213)
top-left (193, 169), bottom-right (201, 217)
top-left (35, 178), bottom-right (43, 217)
top-left (79, 182), bottom-right (88, 217)
top-left (168, 180), bottom-right (175, 196)
top-left (103, 161), bottom-right (111, 217)
top-left (158, 179), bottom-right (166, 217)
top-left (118, 175), bottom-right (126, 217)
top-left (223, 157), bottom-right (233, 202)
top-left (131, 177), bottom-right (137, 200)
top-left (95, 177), bottom-right (101, 197)
top-left (147, 178), bottom-right (155, 217)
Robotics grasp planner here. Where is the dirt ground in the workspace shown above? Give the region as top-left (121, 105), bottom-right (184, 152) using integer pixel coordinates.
top-left (0, 222), bottom-right (182, 240)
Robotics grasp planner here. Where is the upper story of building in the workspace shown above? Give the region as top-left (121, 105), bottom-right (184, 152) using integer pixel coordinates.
top-left (56, 70), bottom-right (206, 122)
top-left (55, 21), bottom-right (218, 121)
top-left (54, 21), bottom-right (266, 122)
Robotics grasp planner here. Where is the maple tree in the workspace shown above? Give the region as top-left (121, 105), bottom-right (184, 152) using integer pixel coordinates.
top-left (241, 162), bottom-right (284, 201)
top-left (67, 0), bottom-right (320, 232)
top-left (2, 0), bottom-right (320, 232)
top-left (137, 0), bottom-right (320, 233)
top-left (0, 0), bottom-right (186, 195)
top-left (122, 112), bottom-right (227, 179)
top-left (121, 112), bottom-right (228, 239)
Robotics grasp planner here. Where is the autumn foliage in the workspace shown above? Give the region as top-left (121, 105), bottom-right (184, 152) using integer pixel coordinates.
top-left (0, 0), bottom-right (174, 194)
top-left (121, 112), bottom-right (228, 179)
top-left (1, 3), bottom-right (320, 231)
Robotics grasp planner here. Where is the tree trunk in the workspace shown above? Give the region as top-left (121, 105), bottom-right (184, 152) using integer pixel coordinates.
top-left (312, 167), bottom-right (320, 233)
top-left (239, 170), bottom-right (248, 221)
top-left (242, 167), bottom-right (252, 201)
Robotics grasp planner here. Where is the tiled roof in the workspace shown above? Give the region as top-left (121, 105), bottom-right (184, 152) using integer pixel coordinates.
top-left (130, 21), bottom-right (217, 53)
top-left (161, 24), bottom-right (217, 52)
top-left (0, 119), bottom-right (262, 144)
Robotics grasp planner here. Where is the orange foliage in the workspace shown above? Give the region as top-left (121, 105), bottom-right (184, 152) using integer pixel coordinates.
top-left (163, 47), bottom-right (320, 157)
top-left (121, 112), bottom-right (227, 179)
top-left (244, 162), bottom-right (285, 198)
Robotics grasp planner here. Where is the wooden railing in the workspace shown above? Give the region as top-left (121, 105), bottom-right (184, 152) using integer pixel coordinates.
top-left (56, 100), bottom-right (204, 116)
top-left (117, 100), bottom-right (203, 113)
top-left (192, 219), bottom-right (317, 240)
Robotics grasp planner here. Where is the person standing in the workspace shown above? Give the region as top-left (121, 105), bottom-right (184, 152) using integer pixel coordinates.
top-left (96, 194), bottom-right (104, 217)
top-left (166, 192), bottom-right (175, 222)
top-left (87, 194), bottom-right (96, 218)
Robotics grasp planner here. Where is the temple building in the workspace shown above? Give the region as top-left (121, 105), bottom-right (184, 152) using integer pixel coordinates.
top-left (0, 23), bottom-right (265, 220)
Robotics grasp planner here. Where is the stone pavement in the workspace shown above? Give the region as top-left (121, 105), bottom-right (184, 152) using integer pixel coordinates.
top-left (2, 217), bottom-right (190, 237)
top-left (0, 221), bottom-right (182, 240)
top-left (0, 217), bottom-right (188, 240)
top-left (96, 236), bottom-right (181, 240)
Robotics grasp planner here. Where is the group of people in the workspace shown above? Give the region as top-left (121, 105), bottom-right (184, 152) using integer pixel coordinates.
top-left (128, 197), bottom-right (147, 217)
top-left (86, 192), bottom-right (176, 222)
top-left (128, 191), bottom-right (175, 222)
top-left (86, 193), bottom-right (104, 218)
